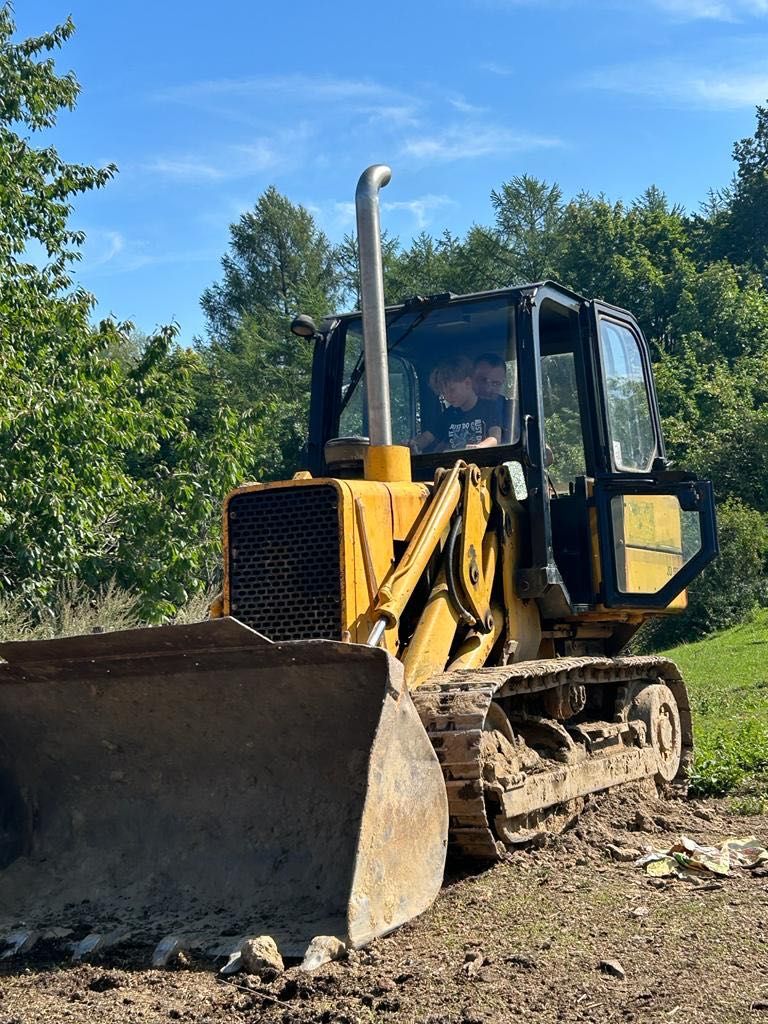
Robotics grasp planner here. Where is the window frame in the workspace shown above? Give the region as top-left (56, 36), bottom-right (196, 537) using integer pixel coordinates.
top-left (591, 305), bottom-right (663, 476)
top-left (338, 328), bottom-right (419, 444)
top-left (594, 475), bottom-right (719, 608)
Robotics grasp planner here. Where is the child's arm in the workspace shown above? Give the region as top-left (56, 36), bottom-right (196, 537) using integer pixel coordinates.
top-left (466, 426), bottom-right (501, 449)
top-left (409, 430), bottom-right (436, 454)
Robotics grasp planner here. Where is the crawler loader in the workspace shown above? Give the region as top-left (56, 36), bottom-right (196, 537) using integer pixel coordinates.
top-left (0, 166), bottom-right (718, 966)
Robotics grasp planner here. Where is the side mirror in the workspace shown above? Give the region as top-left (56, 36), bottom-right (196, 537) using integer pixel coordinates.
top-left (290, 314), bottom-right (318, 339)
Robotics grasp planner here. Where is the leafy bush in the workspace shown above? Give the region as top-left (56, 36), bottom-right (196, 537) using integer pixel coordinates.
top-left (689, 717), bottom-right (768, 796)
top-left (696, 724), bottom-right (768, 794)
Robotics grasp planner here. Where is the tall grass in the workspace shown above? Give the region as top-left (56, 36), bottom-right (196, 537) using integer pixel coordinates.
top-left (0, 581), bottom-right (217, 643)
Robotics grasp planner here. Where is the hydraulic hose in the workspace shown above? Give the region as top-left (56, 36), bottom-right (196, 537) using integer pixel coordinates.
top-left (444, 514), bottom-right (477, 629)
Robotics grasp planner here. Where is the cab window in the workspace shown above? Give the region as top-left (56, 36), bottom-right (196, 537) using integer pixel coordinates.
top-left (337, 297), bottom-right (519, 455)
top-left (339, 323), bottom-right (416, 442)
top-left (598, 319), bottom-right (656, 473)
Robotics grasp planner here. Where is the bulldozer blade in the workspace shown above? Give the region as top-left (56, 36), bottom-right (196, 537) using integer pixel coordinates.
top-left (0, 617), bottom-right (448, 957)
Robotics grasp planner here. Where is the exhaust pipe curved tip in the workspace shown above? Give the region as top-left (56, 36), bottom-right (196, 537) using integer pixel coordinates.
top-left (356, 164), bottom-right (392, 200)
top-left (355, 165), bottom-right (393, 448)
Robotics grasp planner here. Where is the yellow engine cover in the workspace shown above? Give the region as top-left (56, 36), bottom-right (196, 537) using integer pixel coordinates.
top-left (222, 477), bottom-right (430, 651)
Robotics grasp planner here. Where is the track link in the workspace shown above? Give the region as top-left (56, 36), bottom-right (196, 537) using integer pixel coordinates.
top-left (412, 655), bottom-right (692, 860)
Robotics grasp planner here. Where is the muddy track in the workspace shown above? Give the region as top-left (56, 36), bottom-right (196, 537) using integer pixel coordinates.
top-left (413, 655), bottom-right (693, 858)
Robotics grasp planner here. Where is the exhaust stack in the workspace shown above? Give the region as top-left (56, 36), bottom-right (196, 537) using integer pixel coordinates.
top-left (355, 164), bottom-right (393, 449)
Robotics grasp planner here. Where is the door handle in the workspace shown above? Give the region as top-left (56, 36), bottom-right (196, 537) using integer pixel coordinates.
top-left (521, 414), bottom-right (537, 469)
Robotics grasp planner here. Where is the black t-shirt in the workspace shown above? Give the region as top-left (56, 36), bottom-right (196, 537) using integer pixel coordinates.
top-left (435, 398), bottom-right (502, 449)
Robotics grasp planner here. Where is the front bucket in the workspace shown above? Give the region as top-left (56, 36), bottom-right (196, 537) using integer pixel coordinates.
top-left (0, 618), bottom-right (447, 957)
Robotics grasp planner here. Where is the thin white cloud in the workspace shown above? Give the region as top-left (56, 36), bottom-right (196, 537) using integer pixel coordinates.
top-left (401, 124), bottom-right (562, 162)
top-left (145, 128), bottom-right (312, 183)
top-left (474, 0), bottom-right (768, 17)
top-left (473, 0), bottom-right (574, 9)
top-left (146, 148), bottom-right (278, 182)
top-left (77, 230), bottom-right (217, 277)
top-left (153, 74), bottom-right (425, 138)
top-left (333, 201), bottom-right (356, 229)
top-left (311, 195), bottom-right (455, 232)
top-left (448, 95), bottom-right (487, 114)
top-left (651, 0), bottom-right (768, 18)
top-left (587, 59), bottom-right (768, 108)
top-left (479, 61), bottom-right (515, 77)
top-left (297, 200), bottom-right (357, 235)
top-left (148, 157), bottom-right (233, 182)
top-left (156, 74), bottom-right (414, 108)
top-left (80, 230), bottom-right (125, 270)
top-left (652, 0), bottom-right (733, 15)
top-left (383, 195), bottom-right (456, 229)
top-left (118, 248), bottom-right (217, 273)
top-left (362, 104), bottom-right (422, 127)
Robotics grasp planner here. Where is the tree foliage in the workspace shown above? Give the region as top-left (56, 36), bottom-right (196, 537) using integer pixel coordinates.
top-left (491, 175), bottom-right (564, 282)
top-left (199, 187), bottom-right (339, 477)
top-left (0, 8), bottom-right (115, 295)
top-left (716, 104), bottom-right (768, 270)
top-left (0, 7), bottom-right (258, 619)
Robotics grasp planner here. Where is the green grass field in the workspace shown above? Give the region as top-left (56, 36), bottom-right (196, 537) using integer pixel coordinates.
top-left (662, 609), bottom-right (768, 805)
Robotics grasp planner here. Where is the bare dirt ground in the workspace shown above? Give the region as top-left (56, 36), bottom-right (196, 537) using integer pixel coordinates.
top-left (3, 785), bottom-right (768, 1024)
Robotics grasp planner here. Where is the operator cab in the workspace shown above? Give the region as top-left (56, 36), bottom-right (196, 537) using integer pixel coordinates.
top-left (307, 283), bottom-right (717, 621)
top-left (333, 291), bottom-right (520, 467)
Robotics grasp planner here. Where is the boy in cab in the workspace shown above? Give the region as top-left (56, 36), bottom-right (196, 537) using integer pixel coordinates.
top-left (410, 356), bottom-right (502, 453)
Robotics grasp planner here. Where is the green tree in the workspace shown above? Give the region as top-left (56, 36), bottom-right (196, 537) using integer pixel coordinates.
top-left (656, 343), bottom-right (768, 513)
top-left (199, 188), bottom-right (340, 477)
top-left (0, 7), bottom-right (259, 618)
top-left (0, 5), bottom-right (117, 603)
top-left (0, 8), bottom-right (115, 293)
top-left (336, 228), bottom-right (401, 308)
top-left (721, 104), bottom-right (768, 271)
top-left (451, 224), bottom-right (510, 293)
top-left (100, 330), bottom-right (260, 618)
top-left (201, 186), bottom-right (338, 335)
top-left (670, 262), bottom-right (768, 363)
top-left (384, 230), bottom-right (465, 301)
top-left (490, 175), bottom-right (564, 282)
top-left (556, 189), bottom-right (694, 355)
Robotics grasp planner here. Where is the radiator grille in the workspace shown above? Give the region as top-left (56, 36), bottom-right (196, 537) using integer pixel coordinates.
top-left (227, 485), bottom-right (342, 642)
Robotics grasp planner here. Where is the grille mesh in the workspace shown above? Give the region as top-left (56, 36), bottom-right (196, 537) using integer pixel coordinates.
top-left (227, 485), bottom-right (342, 642)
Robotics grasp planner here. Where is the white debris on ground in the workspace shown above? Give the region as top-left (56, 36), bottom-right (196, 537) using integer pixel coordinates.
top-left (633, 835), bottom-right (768, 880)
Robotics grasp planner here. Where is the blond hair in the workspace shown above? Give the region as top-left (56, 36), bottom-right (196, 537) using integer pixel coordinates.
top-left (435, 356), bottom-right (473, 388)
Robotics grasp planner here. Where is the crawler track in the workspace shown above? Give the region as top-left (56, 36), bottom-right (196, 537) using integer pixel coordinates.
top-left (412, 655), bottom-right (692, 859)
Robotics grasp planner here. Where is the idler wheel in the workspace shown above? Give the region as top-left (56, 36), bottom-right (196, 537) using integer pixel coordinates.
top-left (631, 683), bottom-right (682, 782)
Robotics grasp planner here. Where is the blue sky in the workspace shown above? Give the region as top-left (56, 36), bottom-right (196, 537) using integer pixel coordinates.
top-left (14, 0), bottom-right (768, 342)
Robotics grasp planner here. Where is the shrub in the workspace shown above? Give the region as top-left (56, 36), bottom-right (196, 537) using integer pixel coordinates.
top-left (0, 580), bottom-right (139, 642)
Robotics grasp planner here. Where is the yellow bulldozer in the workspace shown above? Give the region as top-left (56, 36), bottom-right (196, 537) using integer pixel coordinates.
top-left (0, 166), bottom-right (717, 966)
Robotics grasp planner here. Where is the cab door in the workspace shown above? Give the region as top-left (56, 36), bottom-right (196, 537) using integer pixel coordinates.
top-left (589, 303), bottom-right (718, 608)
